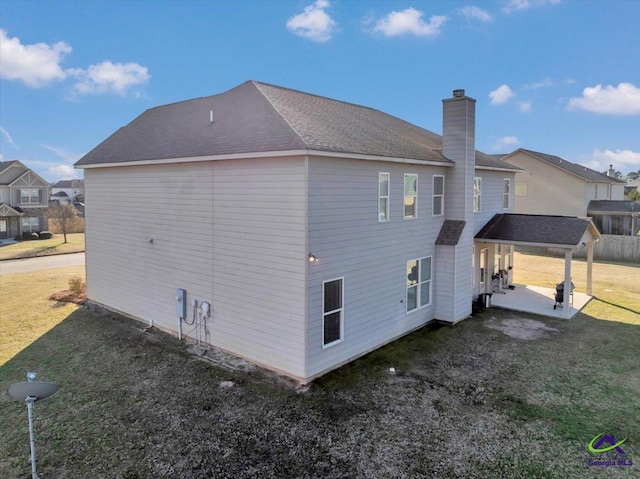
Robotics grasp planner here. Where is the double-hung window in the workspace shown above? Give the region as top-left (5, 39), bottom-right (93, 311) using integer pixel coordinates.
top-left (322, 278), bottom-right (344, 348)
top-left (406, 257), bottom-right (432, 312)
top-left (503, 179), bottom-right (510, 209)
top-left (21, 217), bottom-right (39, 233)
top-left (378, 173), bottom-right (390, 222)
top-left (433, 175), bottom-right (444, 216)
top-left (20, 188), bottom-right (40, 205)
top-left (473, 177), bottom-right (482, 213)
top-left (404, 174), bottom-right (417, 219)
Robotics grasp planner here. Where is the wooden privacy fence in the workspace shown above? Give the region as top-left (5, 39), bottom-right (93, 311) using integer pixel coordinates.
top-left (549, 234), bottom-right (640, 262)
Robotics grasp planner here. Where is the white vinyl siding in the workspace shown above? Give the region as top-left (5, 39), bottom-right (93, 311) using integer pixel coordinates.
top-left (84, 157), bottom-right (308, 380)
top-left (378, 172), bottom-right (390, 222)
top-left (433, 175), bottom-right (444, 216)
top-left (322, 277), bottom-right (344, 348)
top-left (473, 177), bottom-right (482, 212)
top-left (404, 174), bottom-right (417, 219)
top-left (406, 256), bottom-right (431, 313)
top-left (503, 178), bottom-right (510, 209)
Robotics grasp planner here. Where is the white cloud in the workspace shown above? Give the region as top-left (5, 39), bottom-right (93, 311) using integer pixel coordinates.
top-left (582, 149), bottom-right (640, 172)
top-left (70, 61), bottom-right (150, 96)
top-left (568, 82), bottom-right (640, 115)
top-left (41, 144), bottom-right (83, 163)
top-left (47, 164), bottom-right (80, 181)
top-left (503, 0), bottom-right (560, 14)
top-left (523, 78), bottom-right (553, 90)
top-left (489, 84), bottom-right (515, 105)
top-left (0, 29), bottom-right (71, 87)
top-left (493, 136), bottom-right (520, 151)
top-left (287, 0), bottom-right (337, 42)
top-left (518, 101), bottom-right (532, 112)
top-left (373, 8), bottom-right (447, 37)
top-left (566, 78), bottom-right (575, 84)
top-left (0, 125), bottom-right (19, 149)
top-left (459, 6), bottom-right (493, 22)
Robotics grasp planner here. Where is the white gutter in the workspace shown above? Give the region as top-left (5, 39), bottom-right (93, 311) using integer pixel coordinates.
top-left (76, 149), bottom-right (454, 169)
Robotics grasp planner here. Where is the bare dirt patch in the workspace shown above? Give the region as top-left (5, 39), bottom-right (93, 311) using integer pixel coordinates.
top-left (484, 316), bottom-right (562, 340)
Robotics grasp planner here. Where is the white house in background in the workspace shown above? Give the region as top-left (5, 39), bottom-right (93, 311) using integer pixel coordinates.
top-left (0, 160), bottom-right (50, 239)
top-left (75, 81), bottom-right (597, 383)
top-left (51, 179), bottom-right (85, 203)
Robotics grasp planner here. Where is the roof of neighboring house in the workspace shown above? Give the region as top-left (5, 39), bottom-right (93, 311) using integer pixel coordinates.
top-left (475, 213), bottom-right (600, 247)
top-left (52, 179), bottom-right (84, 188)
top-left (435, 220), bottom-right (466, 245)
top-left (52, 191), bottom-right (70, 197)
top-left (588, 200), bottom-right (640, 214)
top-left (76, 81), bottom-right (519, 170)
top-left (506, 149), bottom-right (625, 183)
top-left (475, 151), bottom-right (521, 171)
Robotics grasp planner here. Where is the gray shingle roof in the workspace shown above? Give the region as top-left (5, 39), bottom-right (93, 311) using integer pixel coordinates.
top-left (514, 149), bottom-right (625, 183)
top-left (475, 213), bottom-right (599, 246)
top-left (588, 200), bottom-right (640, 214)
top-left (435, 220), bottom-right (466, 245)
top-left (75, 81), bottom-right (513, 169)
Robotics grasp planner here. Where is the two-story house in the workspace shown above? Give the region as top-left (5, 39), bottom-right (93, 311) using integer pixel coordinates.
top-left (502, 149), bottom-right (636, 235)
top-left (0, 161), bottom-right (50, 239)
top-left (74, 81), bottom-right (597, 383)
top-left (50, 179), bottom-right (85, 204)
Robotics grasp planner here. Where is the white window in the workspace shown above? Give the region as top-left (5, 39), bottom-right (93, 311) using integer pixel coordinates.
top-left (607, 184), bottom-right (612, 200)
top-left (21, 217), bottom-right (39, 232)
top-left (378, 173), bottom-right (390, 222)
top-left (406, 257), bottom-right (432, 313)
top-left (433, 175), bottom-right (444, 216)
top-left (472, 245), bottom-right (475, 287)
top-left (322, 278), bottom-right (344, 348)
top-left (503, 179), bottom-right (510, 209)
top-left (473, 177), bottom-right (482, 212)
top-left (20, 188), bottom-right (40, 205)
top-left (404, 174), bottom-right (417, 219)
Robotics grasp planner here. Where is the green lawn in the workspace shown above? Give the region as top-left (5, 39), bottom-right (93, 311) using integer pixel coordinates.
top-left (0, 233), bottom-right (85, 260)
top-left (0, 257), bottom-right (638, 478)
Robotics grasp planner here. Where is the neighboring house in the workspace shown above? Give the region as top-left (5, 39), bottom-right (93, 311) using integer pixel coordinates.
top-left (51, 179), bottom-right (85, 203)
top-left (587, 200), bottom-right (640, 236)
top-left (0, 160), bottom-right (50, 239)
top-left (625, 179), bottom-right (640, 198)
top-left (75, 81), bottom-right (596, 383)
top-left (503, 149), bottom-right (626, 216)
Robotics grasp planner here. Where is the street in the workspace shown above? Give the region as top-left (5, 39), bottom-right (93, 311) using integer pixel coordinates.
top-left (0, 252), bottom-right (85, 275)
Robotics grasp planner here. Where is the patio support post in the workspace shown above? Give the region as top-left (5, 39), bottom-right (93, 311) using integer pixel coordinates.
top-left (586, 240), bottom-right (593, 296)
top-left (564, 249), bottom-right (572, 318)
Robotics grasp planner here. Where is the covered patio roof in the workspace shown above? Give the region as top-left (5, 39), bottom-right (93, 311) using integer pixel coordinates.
top-left (475, 214), bottom-right (601, 318)
top-left (475, 213), bottom-right (601, 248)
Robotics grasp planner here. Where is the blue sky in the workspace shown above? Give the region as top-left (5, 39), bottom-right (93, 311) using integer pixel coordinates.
top-left (1, 0), bottom-right (639, 182)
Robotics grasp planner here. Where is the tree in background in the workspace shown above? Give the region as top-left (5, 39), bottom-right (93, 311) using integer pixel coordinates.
top-left (48, 202), bottom-right (81, 243)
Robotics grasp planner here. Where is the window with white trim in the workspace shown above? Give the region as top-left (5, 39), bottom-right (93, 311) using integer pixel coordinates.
top-left (21, 217), bottom-right (39, 233)
top-left (406, 257), bottom-right (432, 313)
top-left (472, 245), bottom-right (475, 287)
top-left (322, 278), bottom-right (344, 348)
top-left (378, 173), bottom-right (390, 222)
top-left (473, 177), bottom-right (482, 212)
top-left (20, 188), bottom-right (40, 205)
top-left (503, 179), bottom-right (510, 209)
top-left (433, 175), bottom-right (444, 216)
top-left (404, 174), bottom-right (417, 219)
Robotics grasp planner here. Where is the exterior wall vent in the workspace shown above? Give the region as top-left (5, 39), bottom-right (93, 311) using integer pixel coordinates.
top-left (453, 89), bottom-right (465, 98)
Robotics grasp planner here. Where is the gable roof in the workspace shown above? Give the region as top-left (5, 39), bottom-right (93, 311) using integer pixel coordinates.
top-left (52, 179), bottom-right (84, 188)
top-left (0, 161), bottom-right (18, 174)
top-left (505, 149), bottom-right (625, 183)
top-left (76, 81), bottom-right (516, 170)
top-left (475, 213), bottom-right (601, 248)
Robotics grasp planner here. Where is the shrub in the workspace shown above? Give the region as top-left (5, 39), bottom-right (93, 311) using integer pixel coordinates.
top-left (22, 232), bottom-right (39, 240)
top-left (38, 231), bottom-right (53, 240)
top-left (69, 277), bottom-right (86, 295)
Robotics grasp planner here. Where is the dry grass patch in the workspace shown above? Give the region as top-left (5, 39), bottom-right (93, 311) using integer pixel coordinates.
top-left (0, 233), bottom-right (85, 260)
top-left (0, 265), bottom-right (85, 366)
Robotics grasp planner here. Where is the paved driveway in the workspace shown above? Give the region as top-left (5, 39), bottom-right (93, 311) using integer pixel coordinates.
top-left (0, 252), bottom-right (85, 275)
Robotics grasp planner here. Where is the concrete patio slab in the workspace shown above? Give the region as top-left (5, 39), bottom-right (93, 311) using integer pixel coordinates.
top-left (489, 283), bottom-right (592, 319)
